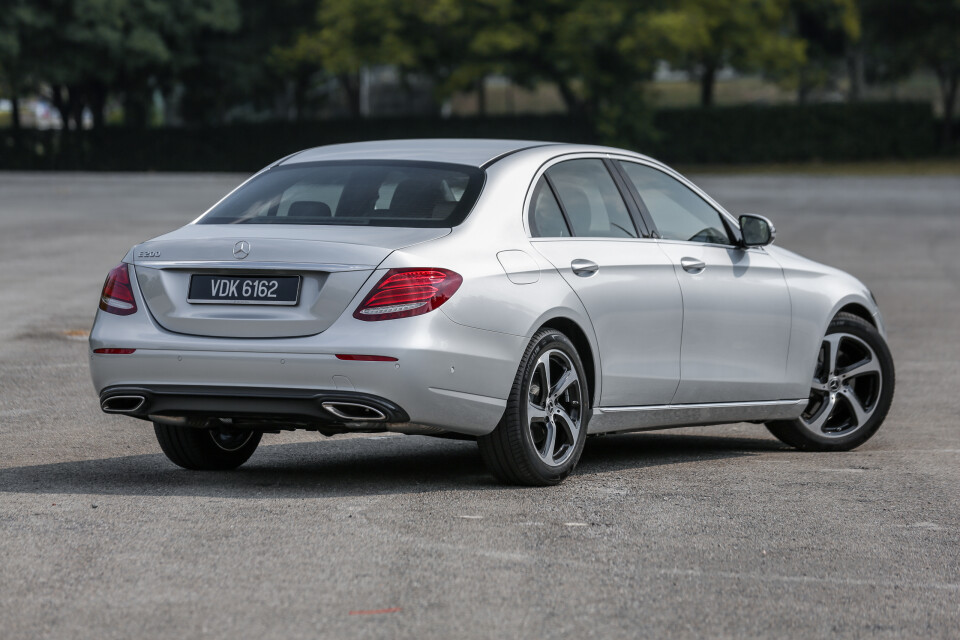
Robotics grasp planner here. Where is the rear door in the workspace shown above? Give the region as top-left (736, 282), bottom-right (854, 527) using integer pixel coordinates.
top-left (529, 157), bottom-right (683, 407)
top-left (616, 160), bottom-right (792, 404)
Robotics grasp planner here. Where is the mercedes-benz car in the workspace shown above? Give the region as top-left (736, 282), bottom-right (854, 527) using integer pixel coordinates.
top-left (90, 139), bottom-right (895, 485)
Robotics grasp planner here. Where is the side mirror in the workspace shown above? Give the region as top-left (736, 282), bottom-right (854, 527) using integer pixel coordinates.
top-left (739, 214), bottom-right (776, 248)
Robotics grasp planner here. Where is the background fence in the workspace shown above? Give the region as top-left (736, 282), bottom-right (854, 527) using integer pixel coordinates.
top-left (0, 102), bottom-right (937, 172)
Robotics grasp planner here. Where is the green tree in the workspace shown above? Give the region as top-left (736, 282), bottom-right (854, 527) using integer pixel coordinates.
top-left (657, 0), bottom-right (806, 106)
top-left (0, 1), bottom-right (43, 130)
top-left (788, 0), bottom-right (861, 102)
top-left (180, 0), bottom-right (316, 125)
top-left (863, 0), bottom-right (960, 147)
top-left (22, 0), bottom-right (240, 129)
top-left (276, 0), bottom-right (420, 118)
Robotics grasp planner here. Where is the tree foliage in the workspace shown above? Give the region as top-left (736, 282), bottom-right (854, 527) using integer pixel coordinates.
top-left (654, 0), bottom-right (806, 106)
top-left (863, 0), bottom-right (960, 145)
top-left (0, 0), bottom-right (954, 151)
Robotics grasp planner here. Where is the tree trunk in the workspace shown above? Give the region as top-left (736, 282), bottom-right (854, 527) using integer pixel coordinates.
top-left (846, 45), bottom-right (865, 103)
top-left (123, 90), bottom-right (151, 128)
top-left (50, 85), bottom-right (72, 131)
top-left (89, 82), bottom-right (107, 131)
top-left (293, 71), bottom-right (309, 122)
top-left (476, 77), bottom-right (487, 116)
top-left (797, 67), bottom-right (811, 105)
top-left (555, 77), bottom-right (583, 115)
top-left (10, 94), bottom-right (20, 131)
top-left (68, 84), bottom-right (86, 130)
top-left (936, 70), bottom-right (958, 150)
top-left (699, 62), bottom-right (717, 107)
top-left (339, 73), bottom-right (361, 118)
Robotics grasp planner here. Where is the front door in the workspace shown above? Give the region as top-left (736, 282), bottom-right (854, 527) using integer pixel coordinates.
top-left (617, 160), bottom-right (792, 404)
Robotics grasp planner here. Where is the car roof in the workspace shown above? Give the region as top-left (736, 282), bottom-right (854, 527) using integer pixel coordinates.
top-left (279, 139), bottom-right (562, 168)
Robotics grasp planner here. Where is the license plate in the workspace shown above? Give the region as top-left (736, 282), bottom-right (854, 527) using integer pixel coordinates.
top-left (187, 275), bottom-right (301, 305)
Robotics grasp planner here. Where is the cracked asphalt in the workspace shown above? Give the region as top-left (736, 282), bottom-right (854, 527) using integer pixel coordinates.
top-left (0, 170), bottom-right (957, 639)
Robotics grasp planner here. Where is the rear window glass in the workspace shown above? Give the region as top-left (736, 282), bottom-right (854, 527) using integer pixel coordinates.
top-left (198, 161), bottom-right (485, 227)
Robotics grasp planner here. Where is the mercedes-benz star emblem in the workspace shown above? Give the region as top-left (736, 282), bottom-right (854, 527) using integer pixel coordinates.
top-left (233, 240), bottom-right (250, 260)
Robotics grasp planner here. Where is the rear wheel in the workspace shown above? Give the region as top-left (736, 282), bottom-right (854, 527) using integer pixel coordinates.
top-left (154, 422), bottom-right (262, 470)
top-left (478, 329), bottom-right (590, 486)
top-left (766, 312), bottom-right (894, 451)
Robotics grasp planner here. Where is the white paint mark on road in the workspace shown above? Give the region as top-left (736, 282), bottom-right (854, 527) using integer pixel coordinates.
top-left (658, 567), bottom-right (960, 592)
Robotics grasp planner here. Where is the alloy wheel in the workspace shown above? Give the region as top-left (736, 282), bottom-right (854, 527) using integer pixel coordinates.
top-left (526, 349), bottom-right (583, 467)
top-left (800, 332), bottom-right (883, 437)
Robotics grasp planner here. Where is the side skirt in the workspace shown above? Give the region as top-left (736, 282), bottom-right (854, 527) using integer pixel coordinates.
top-left (588, 399), bottom-right (807, 435)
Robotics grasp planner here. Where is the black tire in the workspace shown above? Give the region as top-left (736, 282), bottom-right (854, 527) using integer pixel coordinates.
top-left (154, 422), bottom-right (262, 470)
top-left (478, 328), bottom-right (591, 486)
top-left (766, 312), bottom-right (894, 451)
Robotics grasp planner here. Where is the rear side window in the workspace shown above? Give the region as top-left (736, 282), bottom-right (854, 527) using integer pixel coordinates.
top-left (529, 178), bottom-right (571, 237)
top-left (545, 159), bottom-right (637, 238)
top-left (199, 161), bottom-right (484, 228)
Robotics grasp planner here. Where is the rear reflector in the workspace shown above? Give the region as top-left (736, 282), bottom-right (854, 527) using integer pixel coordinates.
top-left (353, 268), bottom-right (462, 321)
top-left (336, 354), bottom-right (398, 362)
top-left (93, 348), bottom-right (136, 355)
top-left (99, 263), bottom-right (138, 316)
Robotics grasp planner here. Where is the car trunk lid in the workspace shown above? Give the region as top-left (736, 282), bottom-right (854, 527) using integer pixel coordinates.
top-left (132, 225), bottom-right (448, 338)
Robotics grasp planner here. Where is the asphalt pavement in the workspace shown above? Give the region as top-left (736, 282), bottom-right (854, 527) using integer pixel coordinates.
top-left (0, 170), bottom-right (958, 639)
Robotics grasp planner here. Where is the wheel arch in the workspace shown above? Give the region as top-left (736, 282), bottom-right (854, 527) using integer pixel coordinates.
top-left (536, 316), bottom-right (599, 407)
top-left (835, 302), bottom-right (876, 327)
top-left (823, 292), bottom-right (883, 340)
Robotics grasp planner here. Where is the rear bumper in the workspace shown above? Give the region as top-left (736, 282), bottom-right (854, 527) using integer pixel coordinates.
top-left (89, 300), bottom-right (525, 436)
top-left (100, 385), bottom-right (410, 425)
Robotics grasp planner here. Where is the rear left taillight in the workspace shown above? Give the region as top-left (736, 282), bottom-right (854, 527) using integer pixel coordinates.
top-left (99, 263), bottom-right (138, 316)
top-left (353, 268), bottom-right (462, 321)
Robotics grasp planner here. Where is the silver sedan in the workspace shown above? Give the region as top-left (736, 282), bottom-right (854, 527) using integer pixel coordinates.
top-left (90, 140), bottom-right (895, 485)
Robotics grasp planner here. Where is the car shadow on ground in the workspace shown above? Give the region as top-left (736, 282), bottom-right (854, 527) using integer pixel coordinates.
top-left (0, 431), bottom-right (788, 499)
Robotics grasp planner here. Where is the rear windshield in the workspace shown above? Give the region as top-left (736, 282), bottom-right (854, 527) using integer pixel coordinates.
top-left (198, 160), bottom-right (485, 227)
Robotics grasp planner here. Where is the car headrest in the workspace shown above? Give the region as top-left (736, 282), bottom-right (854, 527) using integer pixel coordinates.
top-left (288, 201), bottom-right (332, 218)
top-left (389, 179), bottom-right (444, 218)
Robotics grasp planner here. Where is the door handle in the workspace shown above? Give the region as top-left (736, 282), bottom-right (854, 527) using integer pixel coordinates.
top-left (571, 259), bottom-right (599, 277)
top-left (680, 257), bottom-right (706, 273)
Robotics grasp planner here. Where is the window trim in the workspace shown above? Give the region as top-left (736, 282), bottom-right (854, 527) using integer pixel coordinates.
top-left (602, 158), bottom-right (651, 237)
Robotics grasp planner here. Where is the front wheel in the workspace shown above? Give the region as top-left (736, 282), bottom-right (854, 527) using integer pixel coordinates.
top-left (154, 422), bottom-right (262, 470)
top-left (766, 312), bottom-right (895, 451)
top-left (478, 329), bottom-right (590, 486)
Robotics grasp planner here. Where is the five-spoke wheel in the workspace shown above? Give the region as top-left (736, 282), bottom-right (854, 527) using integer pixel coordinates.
top-left (767, 312), bottom-right (894, 451)
top-left (801, 332), bottom-right (883, 436)
top-left (479, 329), bottom-right (590, 485)
top-left (526, 348), bottom-right (583, 467)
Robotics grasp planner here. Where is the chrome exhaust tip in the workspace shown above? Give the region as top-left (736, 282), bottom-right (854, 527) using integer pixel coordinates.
top-left (321, 401), bottom-right (387, 421)
top-left (101, 395), bottom-right (146, 414)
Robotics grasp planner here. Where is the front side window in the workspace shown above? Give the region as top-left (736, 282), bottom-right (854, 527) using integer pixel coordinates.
top-left (619, 162), bottom-right (731, 245)
top-left (198, 161), bottom-right (484, 228)
top-left (545, 160), bottom-right (638, 238)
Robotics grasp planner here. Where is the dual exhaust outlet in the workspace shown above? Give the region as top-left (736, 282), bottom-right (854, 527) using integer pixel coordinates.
top-left (101, 395), bottom-right (387, 422)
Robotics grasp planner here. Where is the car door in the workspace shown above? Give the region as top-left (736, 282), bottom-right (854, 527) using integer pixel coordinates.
top-left (615, 160), bottom-right (792, 404)
top-left (528, 157), bottom-right (683, 407)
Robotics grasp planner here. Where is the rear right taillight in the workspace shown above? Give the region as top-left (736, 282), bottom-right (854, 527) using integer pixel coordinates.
top-left (99, 263), bottom-right (138, 316)
top-left (353, 268), bottom-right (462, 321)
